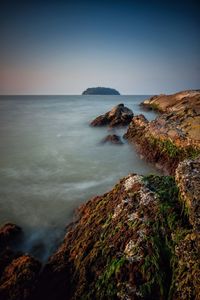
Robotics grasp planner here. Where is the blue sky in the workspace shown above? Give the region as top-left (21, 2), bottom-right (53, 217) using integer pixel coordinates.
top-left (0, 0), bottom-right (199, 94)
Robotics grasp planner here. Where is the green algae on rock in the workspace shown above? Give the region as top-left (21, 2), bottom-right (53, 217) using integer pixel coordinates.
top-left (0, 157), bottom-right (199, 300)
top-left (37, 157), bottom-right (199, 300)
top-left (124, 108), bottom-right (200, 174)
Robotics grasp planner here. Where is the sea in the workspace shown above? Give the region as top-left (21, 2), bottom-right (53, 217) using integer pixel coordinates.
top-left (0, 95), bottom-right (158, 260)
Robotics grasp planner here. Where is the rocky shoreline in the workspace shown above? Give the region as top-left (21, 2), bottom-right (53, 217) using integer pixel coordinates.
top-left (125, 90), bottom-right (200, 174)
top-left (0, 90), bottom-right (199, 300)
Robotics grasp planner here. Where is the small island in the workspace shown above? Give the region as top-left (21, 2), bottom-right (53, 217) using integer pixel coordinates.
top-left (82, 87), bottom-right (120, 95)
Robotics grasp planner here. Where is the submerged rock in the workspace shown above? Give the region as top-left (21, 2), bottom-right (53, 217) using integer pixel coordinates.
top-left (90, 103), bottom-right (133, 127)
top-left (101, 134), bottom-right (123, 145)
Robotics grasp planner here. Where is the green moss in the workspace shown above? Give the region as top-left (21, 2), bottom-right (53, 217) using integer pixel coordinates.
top-left (140, 175), bottom-right (192, 299)
top-left (140, 232), bottom-right (172, 299)
top-left (186, 146), bottom-right (200, 159)
top-left (147, 135), bottom-right (200, 160)
top-left (68, 171), bottom-right (198, 300)
top-left (143, 175), bottom-right (178, 201)
top-left (148, 102), bottom-right (160, 111)
top-left (95, 257), bottom-right (126, 299)
top-left (148, 137), bottom-right (182, 158)
top-left (161, 140), bottom-right (182, 158)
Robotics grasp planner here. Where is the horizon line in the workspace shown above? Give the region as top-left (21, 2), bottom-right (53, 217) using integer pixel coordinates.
top-left (0, 93), bottom-right (154, 96)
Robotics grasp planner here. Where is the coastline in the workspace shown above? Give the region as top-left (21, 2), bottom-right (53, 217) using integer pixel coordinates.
top-left (0, 90), bottom-right (199, 299)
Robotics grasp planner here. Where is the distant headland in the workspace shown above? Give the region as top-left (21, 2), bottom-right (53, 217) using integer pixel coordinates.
top-left (82, 87), bottom-right (120, 95)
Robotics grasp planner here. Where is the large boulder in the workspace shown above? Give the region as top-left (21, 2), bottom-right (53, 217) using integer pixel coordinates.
top-left (90, 103), bottom-right (133, 127)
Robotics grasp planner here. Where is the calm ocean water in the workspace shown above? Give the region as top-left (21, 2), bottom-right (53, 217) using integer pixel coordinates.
top-left (0, 95), bottom-right (158, 260)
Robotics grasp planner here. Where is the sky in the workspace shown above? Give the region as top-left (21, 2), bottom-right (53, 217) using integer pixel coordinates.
top-left (0, 0), bottom-right (199, 95)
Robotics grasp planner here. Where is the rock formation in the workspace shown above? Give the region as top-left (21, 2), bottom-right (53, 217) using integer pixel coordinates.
top-left (91, 103), bottom-right (133, 127)
top-left (0, 223), bottom-right (41, 300)
top-left (35, 157), bottom-right (200, 300)
top-left (0, 255), bottom-right (41, 300)
top-left (82, 87), bottom-right (120, 95)
top-left (175, 157), bottom-right (200, 231)
top-left (101, 134), bottom-right (123, 145)
top-left (0, 223), bottom-right (22, 249)
top-left (141, 89), bottom-right (200, 113)
top-left (124, 90), bottom-right (200, 174)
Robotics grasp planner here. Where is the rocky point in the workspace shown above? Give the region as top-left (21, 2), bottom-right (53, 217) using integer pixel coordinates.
top-left (90, 103), bottom-right (133, 127)
top-left (124, 90), bottom-right (200, 174)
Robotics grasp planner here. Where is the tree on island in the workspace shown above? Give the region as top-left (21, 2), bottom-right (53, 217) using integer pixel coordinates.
top-left (82, 87), bottom-right (120, 95)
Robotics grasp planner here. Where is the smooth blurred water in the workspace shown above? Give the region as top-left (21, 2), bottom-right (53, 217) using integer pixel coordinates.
top-left (0, 95), bottom-right (157, 260)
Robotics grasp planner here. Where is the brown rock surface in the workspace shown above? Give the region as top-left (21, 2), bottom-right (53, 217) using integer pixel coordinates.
top-left (1, 158), bottom-right (199, 299)
top-left (142, 90), bottom-right (200, 113)
top-left (172, 157), bottom-right (200, 300)
top-left (0, 223), bottom-right (23, 281)
top-left (0, 223), bottom-right (22, 249)
top-left (0, 254), bottom-right (41, 300)
top-left (175, 157), bottom-right (200, 231)
top-left (124, 90), bottom-right (200, 174)
top-left (37, 163), bottom-right (200, 299)
top-left (90, 103), bottom-right (133, 127)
